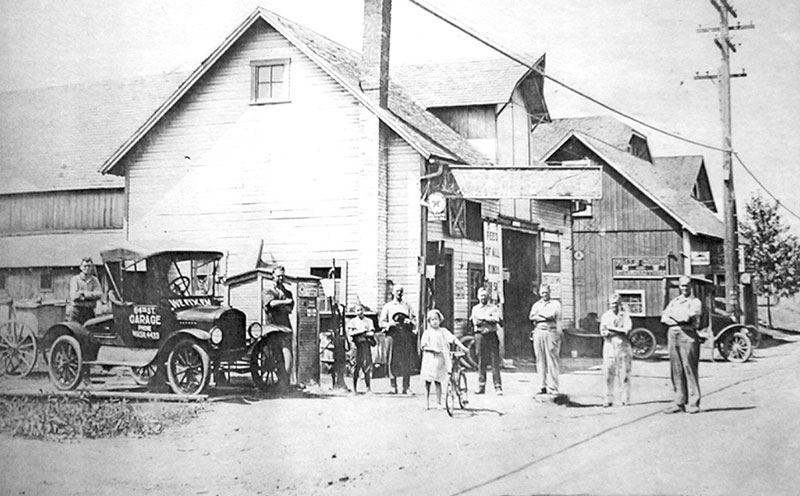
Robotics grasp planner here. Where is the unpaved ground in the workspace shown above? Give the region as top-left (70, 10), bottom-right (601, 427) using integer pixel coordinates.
top-left (1, 331), bottom-right (798, 496)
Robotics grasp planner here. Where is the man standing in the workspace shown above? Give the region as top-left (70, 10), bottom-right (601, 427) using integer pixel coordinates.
top-left (470, 287), bottom-right (503, 395)
top-left (68, 257), bottom-right (103, 324)
top-left (379, 285), bottom-right (417, 394)
top-left (263, 265), bottom-right (294, 390)
top-left (528, 284), bottom-right (562, 395)
top-left (600, 293), bottom-right (633, 406)
top-left (347, 303), bottom-right (376, 393)
top-left (661, 275), bottom-right (703, 414)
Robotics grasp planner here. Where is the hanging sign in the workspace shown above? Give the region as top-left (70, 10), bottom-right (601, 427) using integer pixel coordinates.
top-left (483, 221), bottom-right (504, 304)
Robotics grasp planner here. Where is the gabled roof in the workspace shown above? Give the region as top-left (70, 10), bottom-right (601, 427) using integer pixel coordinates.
top-left (0, 72), bottom-right (186, 194)
top-left (652, 155), bottom-right (705, 193)
top-left (573, 132), bottom-right (724, 239)
top-left (531, 116), bottom-right (638, 162)
top-left (100, 7), bottom-right (491, 176)
top-left (395, 54), bottom-right (544, 108)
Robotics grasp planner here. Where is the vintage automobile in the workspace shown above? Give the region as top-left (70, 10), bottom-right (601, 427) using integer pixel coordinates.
top-left (41, 242), bottom-right (270, 396)
top-left (629, 275), bottom-right (760, 363)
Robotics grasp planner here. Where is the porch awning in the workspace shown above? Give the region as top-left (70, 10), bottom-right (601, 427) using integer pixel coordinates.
top-left (447, 166), bottom-right (603, 200)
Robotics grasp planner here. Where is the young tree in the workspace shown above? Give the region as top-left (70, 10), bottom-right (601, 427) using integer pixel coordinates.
top-left (740, 195), bottom-right (800, 327)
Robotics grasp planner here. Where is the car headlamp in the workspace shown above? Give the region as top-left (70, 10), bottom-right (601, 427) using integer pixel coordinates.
top-left (248, 322), bottom-right (263, 340)
top-left (209, 327), bottom-right (223, 345)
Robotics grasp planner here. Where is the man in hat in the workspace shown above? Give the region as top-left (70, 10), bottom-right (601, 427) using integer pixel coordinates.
top-left (661, 275), bottom-right (703, 414)
top-left (600, 293), bottom-right (633, 406)
top-left (470, 287), bottom-right (503, 395)
top-left (529, 283), bottom-right (562, 395)
top-left (379, 285), bottom-right (417, 394)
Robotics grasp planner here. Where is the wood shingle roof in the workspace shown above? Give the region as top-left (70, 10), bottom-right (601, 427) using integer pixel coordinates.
top-left (0, 72), bottom-right (187, 194)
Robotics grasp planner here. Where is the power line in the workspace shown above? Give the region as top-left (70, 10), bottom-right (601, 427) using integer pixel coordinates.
top-left (734, 153), bottom-right (800, 221)
top-left (407, 0), bottom-right (800, 225)
top-left (406, 0), bottom-right (727, 152)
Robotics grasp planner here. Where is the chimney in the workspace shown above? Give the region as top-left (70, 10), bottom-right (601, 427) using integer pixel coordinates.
top-left (361, 0), bottom-right (392, 108)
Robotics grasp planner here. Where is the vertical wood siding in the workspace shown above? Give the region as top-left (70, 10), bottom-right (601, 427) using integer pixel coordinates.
top-left (123, 21), bottom-right (382, 307)
top-left (530, 199), bottom-right (574, 325)
top-left (0, 190), bottom-right (124, 234)
top-left (572, 230), bottom-right (682, 320)
top-left (386, 138), bottom-right (422, 313)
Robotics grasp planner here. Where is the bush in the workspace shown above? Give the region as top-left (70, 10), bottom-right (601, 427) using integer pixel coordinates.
top-left (0, 393), bottom-right (203, 440)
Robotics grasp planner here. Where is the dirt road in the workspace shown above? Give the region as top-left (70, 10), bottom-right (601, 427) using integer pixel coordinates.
top-left (1, 331), bottom-right (798, 496)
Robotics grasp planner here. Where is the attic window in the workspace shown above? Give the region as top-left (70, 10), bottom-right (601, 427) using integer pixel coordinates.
top-left (250, 58), bottom-right (290, 104)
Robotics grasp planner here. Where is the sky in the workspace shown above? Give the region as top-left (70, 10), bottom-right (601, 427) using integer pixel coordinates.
top-left (1, 0), bottom-right (798, 233)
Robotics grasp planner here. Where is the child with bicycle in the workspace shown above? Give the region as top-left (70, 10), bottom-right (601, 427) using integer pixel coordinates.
top-left (420, 309), bottom-right (470, 410)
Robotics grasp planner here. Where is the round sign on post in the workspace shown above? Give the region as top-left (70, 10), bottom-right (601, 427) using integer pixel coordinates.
top-left (427, 191), bottom-right (446, 221)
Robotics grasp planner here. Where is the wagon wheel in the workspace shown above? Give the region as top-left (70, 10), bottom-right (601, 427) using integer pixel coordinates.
top-left (168, 276), bottom-right (191, 296)
top-left (0, 320), bottom-right (38, 377)
top-left (130, 363), bottom-right (159, 386)
top-left (718, 331), bottom-right (753, 363)
top-left (630, 327), bottom-right (656, 360)
top-left (250, 334), bottom-right (286, 392)
top-left (166, 338), bottom-right (210, 395)
top-left (48, 335), bottom-right (84, 390)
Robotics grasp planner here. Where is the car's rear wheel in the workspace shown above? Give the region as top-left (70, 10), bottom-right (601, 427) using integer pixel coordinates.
top-left (250, 334), bottom-right (284, 392)
top-left (630, 327), bottom-right (657, 360)
top-left (166, 338), bottom-right (210, 395)
top-left (48, 335), bottom-right (83, 390)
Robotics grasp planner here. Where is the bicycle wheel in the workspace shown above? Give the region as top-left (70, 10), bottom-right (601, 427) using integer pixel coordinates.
top-left (456, 369), bottom-right (468, 408)
top-left (445, 376), bottom-right (456, 417)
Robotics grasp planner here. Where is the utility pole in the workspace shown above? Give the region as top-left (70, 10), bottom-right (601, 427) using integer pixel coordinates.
top-left (695, 0), bottom-right (753, 318)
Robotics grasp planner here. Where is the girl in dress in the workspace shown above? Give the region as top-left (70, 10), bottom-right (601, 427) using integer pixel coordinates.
top-left (419, 309), bottom-right (470, 410)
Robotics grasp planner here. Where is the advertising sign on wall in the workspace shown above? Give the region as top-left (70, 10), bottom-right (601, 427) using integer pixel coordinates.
top-left (483, 221), bottom-right (504, 304)
top-left (612, 257), bottom-right (668, 279)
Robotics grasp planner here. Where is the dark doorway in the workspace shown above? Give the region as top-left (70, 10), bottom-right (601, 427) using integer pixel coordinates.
top-left (427, 241), bottom-right (454, 333)
top-left (502, 229), bottom-right (539, 358)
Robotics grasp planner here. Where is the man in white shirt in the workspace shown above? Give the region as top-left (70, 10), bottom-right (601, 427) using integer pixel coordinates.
top-left (600, 293), bottom-right (633, 406)
top-left (528, 284), bottom-right (562, 395)
top-left (470, 287), bottom-right (503, 395)
top-left (661, 276), bottom-right (703, 414)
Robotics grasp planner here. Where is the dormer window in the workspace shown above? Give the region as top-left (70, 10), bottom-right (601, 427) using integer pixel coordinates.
top-left (250, 58), bottom-right (290, 104)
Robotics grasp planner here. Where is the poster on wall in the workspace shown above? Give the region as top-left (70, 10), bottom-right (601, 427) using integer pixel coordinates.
top-left (542, 232), bottom-right (561, 273)
top-left (483, 221), bottom-right (504, 304)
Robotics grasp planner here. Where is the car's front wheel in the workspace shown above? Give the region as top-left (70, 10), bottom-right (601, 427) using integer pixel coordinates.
top-left (48, 335), bottom-right (84, 390)
top-left (166, 338), bottom-right (210, 396)
top-left (250, 334), bottom-right (286, 393)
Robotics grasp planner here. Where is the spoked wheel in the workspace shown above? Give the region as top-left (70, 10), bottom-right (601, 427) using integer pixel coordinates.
top-left (456, 369), bottom-right (469, 408)
top-left (250, 334), bottom-right (285, 393)
top-left (0, 320), bottom-right (38, 377)
top-left (166, 338), bottom-right (210, 395)
top-left (459, 336), bottom-right (478, 370)
top-left (445, 377), bottom-right (457, 417)
top-left (48, 335), bottom-right (83, 390)
top-left (719, 331), bottom-right (753, 363)
top-left (630, 327), bottom-right (657, 360)
top-left (130, 363), bottom-right (159, 386)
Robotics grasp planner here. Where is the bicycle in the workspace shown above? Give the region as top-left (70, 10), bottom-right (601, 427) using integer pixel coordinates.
top-left (445, 350), bottom-right (469, 416)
